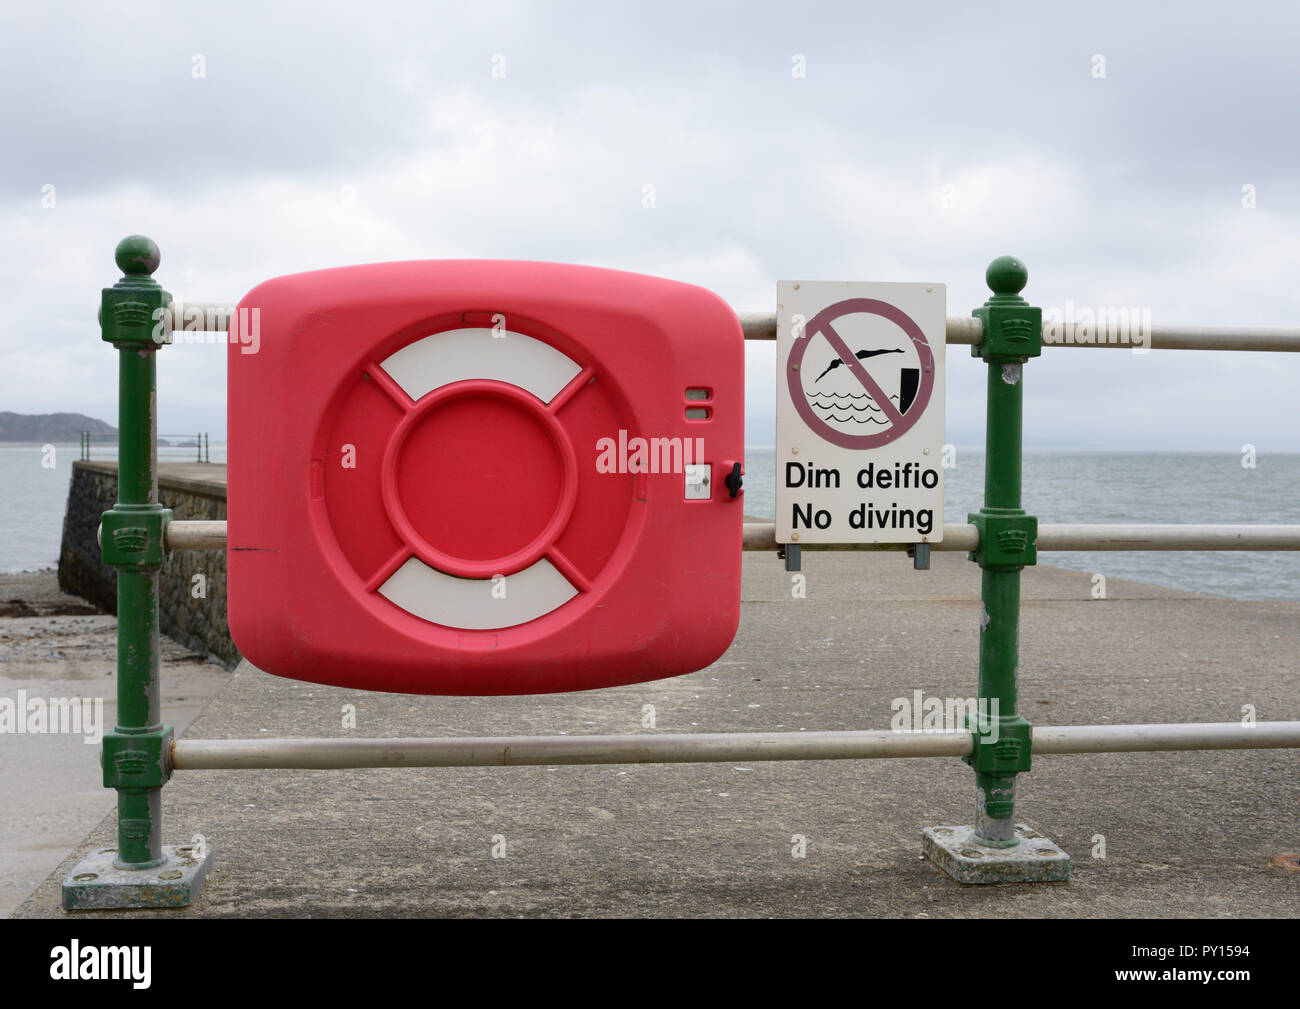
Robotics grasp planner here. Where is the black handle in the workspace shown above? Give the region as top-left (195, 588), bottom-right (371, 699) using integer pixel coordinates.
top-left (724, 462), bottom-right (743, 498)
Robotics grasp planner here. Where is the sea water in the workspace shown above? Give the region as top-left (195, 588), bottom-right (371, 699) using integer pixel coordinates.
top-left (3, 443), bottom-right (1298, 603)
top-left (745, 447), bottom-right (1300, 603)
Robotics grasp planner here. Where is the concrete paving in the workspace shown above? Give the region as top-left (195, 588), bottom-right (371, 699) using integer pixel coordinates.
top-left (11, 552), bottom-right (1300, 917)
top-left (0, 575), bottom-right (229, 916)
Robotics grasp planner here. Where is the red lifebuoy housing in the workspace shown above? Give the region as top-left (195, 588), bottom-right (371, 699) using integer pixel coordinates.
top-left (227, 261), bottom-right (744, 694)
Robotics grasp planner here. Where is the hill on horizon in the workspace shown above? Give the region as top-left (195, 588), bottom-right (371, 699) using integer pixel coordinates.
top-left (0, 411), bottom-right (117, 442)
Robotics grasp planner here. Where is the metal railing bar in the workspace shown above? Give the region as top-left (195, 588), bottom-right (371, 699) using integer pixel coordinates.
top-left (740, 312), bottom-right (1300, 350)
top-left (107, 303), bottom-right (1300, 352)
top-left (169, 721), bottom-right (1300, 770)
top-left (166, 520), bottom-right (1300, 553)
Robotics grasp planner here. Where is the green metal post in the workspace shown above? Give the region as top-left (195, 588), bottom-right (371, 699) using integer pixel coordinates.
top-left (966, 256), bottom-right (1042, 845)
top-left (64, 235), bottom-right (211, 909)
top-left (100, 236), bottom-right (174, 869)
top-left (920, 259), bottom-right (1068, 883)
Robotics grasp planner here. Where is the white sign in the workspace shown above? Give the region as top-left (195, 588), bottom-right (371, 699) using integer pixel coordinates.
top-left (776, 281), bottom-right (946, 544)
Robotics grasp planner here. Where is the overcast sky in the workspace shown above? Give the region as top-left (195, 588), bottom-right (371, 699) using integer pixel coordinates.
top-left (3, 0), bottom-right (1298, 450)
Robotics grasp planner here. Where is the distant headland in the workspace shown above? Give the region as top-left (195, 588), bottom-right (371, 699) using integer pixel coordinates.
top-left (0, 412), bottom-right (116, 442)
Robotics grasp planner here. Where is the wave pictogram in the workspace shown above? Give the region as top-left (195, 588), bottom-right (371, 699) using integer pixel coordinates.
top-left (807, 391), bottom-right (900, 426)
top-left (818, 413), bottom-right (890, 425)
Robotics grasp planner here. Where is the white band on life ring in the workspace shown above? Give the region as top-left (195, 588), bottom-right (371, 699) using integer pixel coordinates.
top-left (377, 555), bottom-right (578, 631)
top-left (380, 327), bottom-right (582, 404)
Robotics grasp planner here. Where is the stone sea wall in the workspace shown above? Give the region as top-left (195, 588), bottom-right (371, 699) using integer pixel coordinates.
top-left (58, 461), bottom-right (238, 668)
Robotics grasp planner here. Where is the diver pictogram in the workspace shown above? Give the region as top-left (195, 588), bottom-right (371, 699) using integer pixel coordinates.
top-left (788, 297), bottom-right (936, 450)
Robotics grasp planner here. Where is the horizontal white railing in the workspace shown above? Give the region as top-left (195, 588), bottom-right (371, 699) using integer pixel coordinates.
top-left (739, 312), bottom-right (1300, 351)
top-left (169, 721), bottom-right (1300, 769)
top-left (103, 302), bottom-right (1300, 352)
top-left (161, 521), bottom-right (1300, 553)
top-left (740, 523), bottom-right (1300, 552)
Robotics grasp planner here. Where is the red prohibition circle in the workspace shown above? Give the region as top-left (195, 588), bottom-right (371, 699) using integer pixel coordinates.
top-left (380, 379), bottom-right (579, 580)
top-left (788, 298), bottom-right (935, 450)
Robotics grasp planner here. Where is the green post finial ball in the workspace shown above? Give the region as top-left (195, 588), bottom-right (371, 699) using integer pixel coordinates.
top-left (985, 256), bottom-right (1028, 296)
top-left (115, 235), bottom-right (161, 277)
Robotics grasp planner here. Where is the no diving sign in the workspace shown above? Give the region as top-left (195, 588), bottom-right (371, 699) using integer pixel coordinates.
top-left (776, 281), bottom-right (946, 544)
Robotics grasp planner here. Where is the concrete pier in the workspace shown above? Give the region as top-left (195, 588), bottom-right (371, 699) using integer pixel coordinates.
top-left (58, 461), bottom-right (236, 666)
top-left (11, 551), bottom-right (1300, 917)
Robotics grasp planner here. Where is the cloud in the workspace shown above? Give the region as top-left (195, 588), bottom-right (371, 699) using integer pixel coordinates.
top-left (1, 0), bottom-right (1297, 449)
